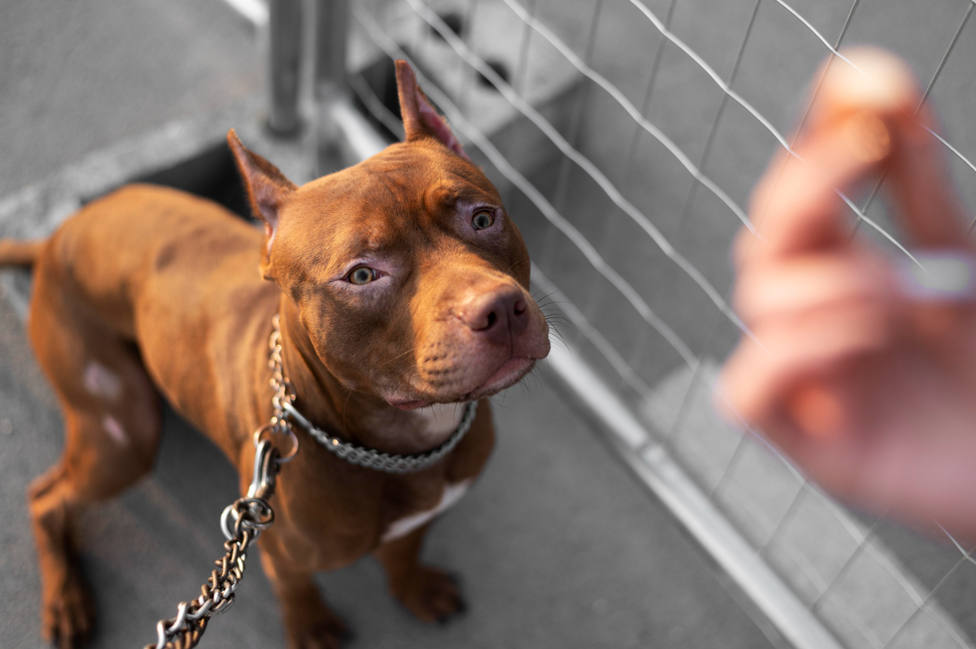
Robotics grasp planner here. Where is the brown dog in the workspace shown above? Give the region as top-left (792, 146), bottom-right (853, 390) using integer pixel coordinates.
top-left (2, 60), bottom-right (549, 649)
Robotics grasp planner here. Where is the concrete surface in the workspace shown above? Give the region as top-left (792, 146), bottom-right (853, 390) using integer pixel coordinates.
top-left (0, 0), bottom-right (261, 196)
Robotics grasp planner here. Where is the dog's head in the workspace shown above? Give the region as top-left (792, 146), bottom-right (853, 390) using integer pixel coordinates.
top-left (229, 61), bottom-right (549, 409)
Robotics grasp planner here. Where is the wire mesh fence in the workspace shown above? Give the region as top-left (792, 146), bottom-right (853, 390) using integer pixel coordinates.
top-left (345, 0), bottom-right (976, 647)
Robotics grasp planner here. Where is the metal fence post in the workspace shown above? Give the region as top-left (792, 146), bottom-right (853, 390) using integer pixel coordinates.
top-left (314, 0), bottom-right (349, 91)
top-left (267, 0), bottom-right (303, 136)
top-left (313, 0), bottom-right (387, 169)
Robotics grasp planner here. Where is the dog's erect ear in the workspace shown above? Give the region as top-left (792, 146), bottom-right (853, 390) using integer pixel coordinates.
top-left (394, 60), bottom-right (470, 160)
top-left (227, 129), bottom-right (297, 276)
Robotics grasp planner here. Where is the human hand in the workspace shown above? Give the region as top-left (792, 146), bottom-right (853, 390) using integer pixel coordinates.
top-left (719, 49), bottom-right (976, 540)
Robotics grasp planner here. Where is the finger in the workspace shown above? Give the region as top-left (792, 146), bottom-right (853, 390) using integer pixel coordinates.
top-left (886, 103), bottom-right (970, 248)
top-left (818, 48), bottom-right (968, 247)
top-left (760, 399), bottom-right (881, 510)
top-left (734, 249), bottom-right (896, 327)
top-left (718, 302), bottom-right (893, 429)
top-left (743, 103), bottom-right (892, 263)
top-left (741, 47), bottom-right (971, 267)
top-left (744, 51), bottom-right (907, 261)
top-left (831, 50), bottom-right (970, 247)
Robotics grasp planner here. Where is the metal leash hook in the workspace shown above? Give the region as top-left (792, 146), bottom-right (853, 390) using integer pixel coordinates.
top-left (145, 320), bottom-right (299, 649)
top-left (219, 441), bottom-right (278, 541)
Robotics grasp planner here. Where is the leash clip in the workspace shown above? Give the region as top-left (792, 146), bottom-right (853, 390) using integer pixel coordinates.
top-left (252, 420), bottom-right (299, 464)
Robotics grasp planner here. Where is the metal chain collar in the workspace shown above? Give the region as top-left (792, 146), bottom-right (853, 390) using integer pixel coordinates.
top-left (271, 315), bottom-right (478, 474)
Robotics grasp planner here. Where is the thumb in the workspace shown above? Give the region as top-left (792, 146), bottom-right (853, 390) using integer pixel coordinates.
top-left (821, 48), bottom-right (969, 248)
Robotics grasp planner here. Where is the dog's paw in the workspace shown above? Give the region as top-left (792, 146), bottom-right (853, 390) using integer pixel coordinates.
top-left (284, 607), bottom-right (351, 649)
top-left (40, 572), bottom-right (94, 649)
top-left (397, 565), bottom-right (467, 624)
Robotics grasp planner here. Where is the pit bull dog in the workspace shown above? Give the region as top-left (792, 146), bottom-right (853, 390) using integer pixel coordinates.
top-left (1, 60), bottom-right (550, 649)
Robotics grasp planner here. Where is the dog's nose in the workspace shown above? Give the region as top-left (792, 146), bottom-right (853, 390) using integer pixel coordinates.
top-left (458, 285), bottom-right (529, 344)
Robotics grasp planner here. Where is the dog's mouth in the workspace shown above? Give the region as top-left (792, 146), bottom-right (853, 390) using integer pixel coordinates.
top-left (471, 356), bottom-right (536, 397)
top-left (389, 356), bottom-right (537, 410)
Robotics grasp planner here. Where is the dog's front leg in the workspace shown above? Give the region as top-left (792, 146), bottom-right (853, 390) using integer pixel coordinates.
top-left (374, 523), bottom-right (466, 623)
top-left (259, 539), bottom-right (350, 649)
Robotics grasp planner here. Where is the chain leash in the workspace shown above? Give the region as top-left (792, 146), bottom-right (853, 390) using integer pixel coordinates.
top-left (145, 316), bottom-right (297, 649)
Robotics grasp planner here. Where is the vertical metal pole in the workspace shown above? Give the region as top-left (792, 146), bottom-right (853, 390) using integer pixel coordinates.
top-left (314, 0), bottom-right (349, 91)
top-left (268, 0), bottom-right (303, 136)
top-left (313, 0), bottom-right (351, 169)
top-left (310, 0), bottom-right (387, 169)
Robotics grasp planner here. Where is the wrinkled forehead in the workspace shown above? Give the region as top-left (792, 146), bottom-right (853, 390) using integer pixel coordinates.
top-left (293, 143), bottom-right (499, 228)
top-left (276, 142), bottom-right (502, 262)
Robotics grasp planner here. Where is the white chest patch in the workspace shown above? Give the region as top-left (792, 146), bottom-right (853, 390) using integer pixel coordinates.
top-left (83, 362), bottom-right (123, 401)
top-left (412, 403), bottom-right (466, 442)
top-left (382, 479), bottom-right (472, 543)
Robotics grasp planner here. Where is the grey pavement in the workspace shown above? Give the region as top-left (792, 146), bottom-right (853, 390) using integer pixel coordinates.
top-left (0, 0), bottom-right (261, 196)
top-left (0, 1), bottom-right (781, 648)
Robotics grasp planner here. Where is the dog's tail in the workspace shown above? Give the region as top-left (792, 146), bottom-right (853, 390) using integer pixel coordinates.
top-left (0, 238), bottom-right (44, 268)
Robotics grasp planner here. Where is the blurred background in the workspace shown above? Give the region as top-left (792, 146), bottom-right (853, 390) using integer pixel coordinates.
top-left (2, 1), bottom-right (976, 648)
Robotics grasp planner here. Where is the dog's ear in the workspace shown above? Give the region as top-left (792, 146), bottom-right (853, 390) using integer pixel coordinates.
top-left (227, 129), bottom-right (297, 277)
top-left (395, 60), bottom-right (470, 160)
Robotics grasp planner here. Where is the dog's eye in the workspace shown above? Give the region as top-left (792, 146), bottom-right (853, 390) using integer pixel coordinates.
top-left (347, 266), bottom-right (377, 285)
top-left (471, 209), bottom-right (495, 231)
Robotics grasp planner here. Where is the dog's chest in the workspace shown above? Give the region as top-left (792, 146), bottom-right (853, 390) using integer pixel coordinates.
top-left (382, 479), bottom-right (472, 542)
